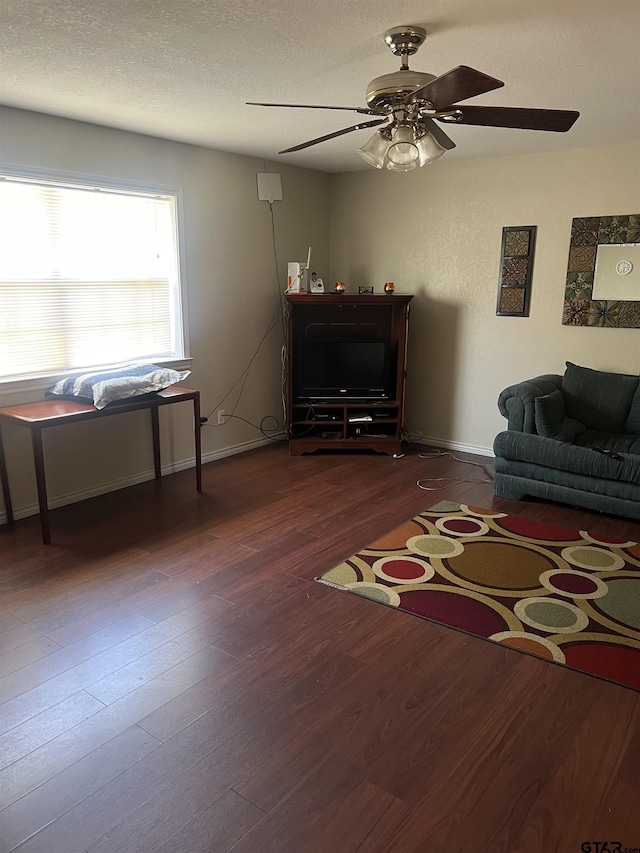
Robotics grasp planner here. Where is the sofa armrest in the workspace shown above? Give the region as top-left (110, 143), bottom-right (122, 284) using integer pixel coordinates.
top-left (497, 374), bottom-right (562, 433)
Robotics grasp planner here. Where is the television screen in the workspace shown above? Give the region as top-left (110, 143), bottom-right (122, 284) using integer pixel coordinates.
top-left (297, 337), bottom-right (391, 401)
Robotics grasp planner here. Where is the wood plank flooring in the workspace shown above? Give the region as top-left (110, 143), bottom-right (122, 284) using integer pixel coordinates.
top-left (1, 442), bottom-right (639, 853)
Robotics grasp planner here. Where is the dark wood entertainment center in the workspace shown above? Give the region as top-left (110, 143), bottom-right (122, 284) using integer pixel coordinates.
top-left (284, 293), bottom-right (413, 455)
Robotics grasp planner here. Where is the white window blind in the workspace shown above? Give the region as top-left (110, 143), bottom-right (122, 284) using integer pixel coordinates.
top-left (0, 175), bottom-right (184, 382)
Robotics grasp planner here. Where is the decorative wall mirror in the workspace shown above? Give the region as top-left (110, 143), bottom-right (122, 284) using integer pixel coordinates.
top-left (563, 215), bottom-right (640, 327)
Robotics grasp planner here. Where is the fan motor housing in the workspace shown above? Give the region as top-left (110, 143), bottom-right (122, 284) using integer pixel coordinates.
top-left (365, 70), bottom-right (437, 109)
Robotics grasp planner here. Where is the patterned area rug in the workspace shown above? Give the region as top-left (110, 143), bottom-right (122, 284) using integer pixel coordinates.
top-left (317, 501), bottom-right (640, 692)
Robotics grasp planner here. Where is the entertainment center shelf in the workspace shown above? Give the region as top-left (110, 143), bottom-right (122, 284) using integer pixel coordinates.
top-left (284, 293), bottom-right (412, 455)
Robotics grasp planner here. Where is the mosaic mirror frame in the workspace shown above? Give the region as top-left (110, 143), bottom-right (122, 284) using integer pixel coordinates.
top-left (496, 226), bottom-right (536, 317)
top-left (563, 214), bottom-right (640, 328)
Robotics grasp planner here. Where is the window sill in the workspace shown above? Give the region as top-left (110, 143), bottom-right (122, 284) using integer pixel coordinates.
top-left (0, 358), bottom-right (194, 401)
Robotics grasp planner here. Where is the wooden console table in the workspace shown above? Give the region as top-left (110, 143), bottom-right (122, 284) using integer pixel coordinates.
top-left (0, 386), bottom-right (202, 544)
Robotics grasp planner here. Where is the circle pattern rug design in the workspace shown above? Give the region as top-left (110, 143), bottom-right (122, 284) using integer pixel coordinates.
top-left (317, 501), bottom-right (640, 692)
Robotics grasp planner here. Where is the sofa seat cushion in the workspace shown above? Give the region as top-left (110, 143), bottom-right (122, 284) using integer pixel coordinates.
top-left (494, 431), bottom-right (640, 487)
top-left (562, 362), bottom-right (639, 432)
top-left (575, 430), bottom-right (640, 457)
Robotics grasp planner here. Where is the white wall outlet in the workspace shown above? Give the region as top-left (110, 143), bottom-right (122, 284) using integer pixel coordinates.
top-left (217, 410), bottom-right (227, 425)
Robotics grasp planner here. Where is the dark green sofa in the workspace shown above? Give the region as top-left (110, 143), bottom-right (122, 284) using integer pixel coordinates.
top-left (493, 362), bottom-right (640, 521)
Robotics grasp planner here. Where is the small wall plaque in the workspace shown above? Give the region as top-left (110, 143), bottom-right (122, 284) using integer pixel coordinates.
top-left (496, 226), bottom-right (537, 316)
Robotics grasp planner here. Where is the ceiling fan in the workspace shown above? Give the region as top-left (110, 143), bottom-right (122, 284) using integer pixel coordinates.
top-left (247, 25), bottom-right (579, 171)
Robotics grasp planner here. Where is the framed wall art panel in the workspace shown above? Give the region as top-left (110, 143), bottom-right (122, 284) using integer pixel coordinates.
top-left (496, 226), bottom-right (537, 317)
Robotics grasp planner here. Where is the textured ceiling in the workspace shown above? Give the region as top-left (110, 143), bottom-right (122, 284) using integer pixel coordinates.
top-left (1, 0), bottom-right (639, 173)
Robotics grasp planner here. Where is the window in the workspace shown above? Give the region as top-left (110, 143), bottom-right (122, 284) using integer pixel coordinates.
top-left (0, 173), bottom-right (187, 384)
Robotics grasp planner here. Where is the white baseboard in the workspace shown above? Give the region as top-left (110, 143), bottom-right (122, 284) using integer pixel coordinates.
top-left (0, 433), bottom-right (285, 525)
top-left (413, 436), bottom-right (495, 458)
top-left (1, 432), bottom-right (491, 526)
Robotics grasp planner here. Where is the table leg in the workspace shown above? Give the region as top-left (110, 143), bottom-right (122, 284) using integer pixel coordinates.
top-left (0, 424), bottom-right (14, 525)
top-left (31, 425), bottom-right (51, 545)
top-left (193, 394), bottom-right (202, 492)
top-left (150, 406), bottom-right (161, 479)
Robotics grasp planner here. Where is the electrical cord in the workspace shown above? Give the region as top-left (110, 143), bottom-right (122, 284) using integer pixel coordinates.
top-left (203, 295), bottom-right (283, 423)
top-left (281, 341), bottom-right (288, 427)
top-left (203, 197), bottom-right (288, 428)
top-left (269, 200), bottom-right (286, 341)
top-left (416, 448), bottom-right (494, 491)
top-left (215, 413), bottom-right (284, 442)
top-left (288, 404), bottom-right (320, 438)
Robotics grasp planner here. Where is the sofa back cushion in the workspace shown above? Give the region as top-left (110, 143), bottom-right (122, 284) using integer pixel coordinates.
top-left (562, 362), bottom-right (639, 433)
top-left (626, 384), bottom-right (640, 435)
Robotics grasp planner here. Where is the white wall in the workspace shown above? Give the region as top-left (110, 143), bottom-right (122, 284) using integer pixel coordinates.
top-left (329, 142), bottom-right (640, 453)
top-left (1, 109), bottom-right (638, 522)
top-left (0, 107), bottom-right (330, 518)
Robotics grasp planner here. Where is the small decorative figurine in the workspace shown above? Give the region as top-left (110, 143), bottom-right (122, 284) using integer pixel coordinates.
top-left (384, 281), bottom-right (395, 293)
top-left (334, 281), bottom-right (346, 293)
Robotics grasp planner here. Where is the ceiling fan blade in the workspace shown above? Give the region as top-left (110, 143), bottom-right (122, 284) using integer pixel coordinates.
top-left (421, 117), bottom-right (456, 150)
top-left (278, 118), bottom-right (388, 154)
top-left (440, 105), bottom-right (580, 131)
top-left (409, 65), bottom-right (504, 108)
top-left (247, 101), bottom-right (387, 117)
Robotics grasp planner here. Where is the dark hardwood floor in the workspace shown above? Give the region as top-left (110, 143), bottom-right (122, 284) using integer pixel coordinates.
top-left (1, 442), bottom-right (639, 853)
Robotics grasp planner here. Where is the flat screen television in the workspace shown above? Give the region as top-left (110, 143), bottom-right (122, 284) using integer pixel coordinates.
top-left (296, 336), bottom-right (391, 401)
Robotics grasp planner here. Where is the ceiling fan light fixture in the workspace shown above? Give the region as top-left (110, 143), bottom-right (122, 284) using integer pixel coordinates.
top-left (385, 159), bottom-right (417, 172)
top-left (251, 25), bottom-right (580, 171)
top-left (357, 129), bottom-right (391, 168)
top-left (386, 124), bottom-right (419, 167)
top-left (415, 129), bottom-right (447, 166)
